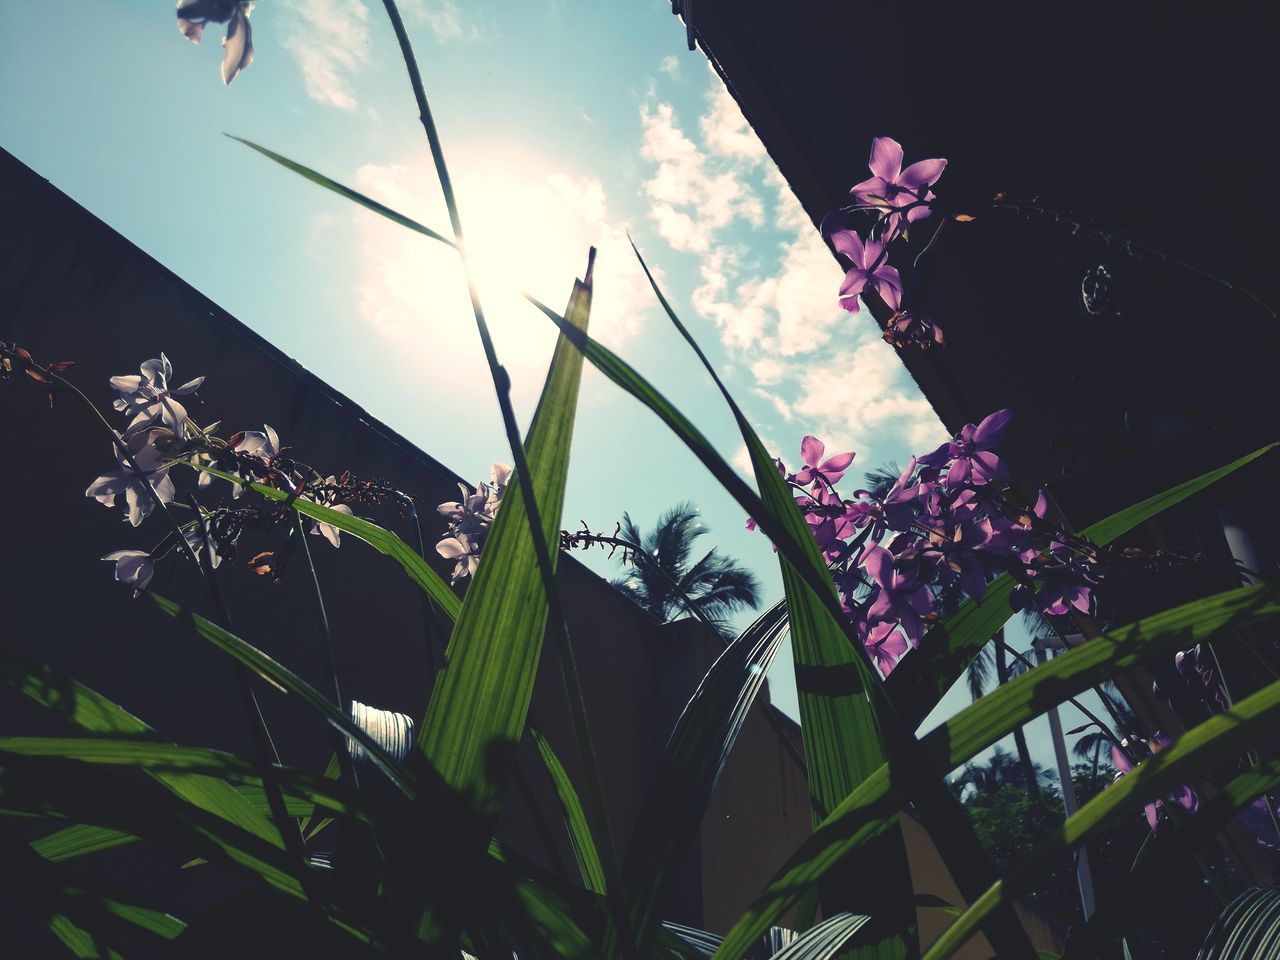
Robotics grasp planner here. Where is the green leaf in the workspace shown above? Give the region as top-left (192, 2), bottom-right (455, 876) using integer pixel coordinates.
top-left (619, 600), bottom-right (789, 939)
top-left (0, 756), bottom-right (305, 899)
top-left (193, 464), bottom-right (461, 625)
top-left (888, 442), bottom-right (1278, 728)
top-left (627, 240), bottom-right (918, 957)
top-left (922, 675), bottom-right (1280, 959)
top-left (31, 824), bottom-right (137, 863)
top-left (227, 136), bottom-right (455, 248)
top-left (149, 593), bottom-right (417, 798)
top-left (417, 270), bottom-right (591, 826)
top-left (0, 650), bottom-right (278, 847)
top-left (1194, 886), bottom-right (1280, 960)
top-left (711, 582), bottom-right (1280, 959)
top-left (530, 724), bottom-right (606, 895)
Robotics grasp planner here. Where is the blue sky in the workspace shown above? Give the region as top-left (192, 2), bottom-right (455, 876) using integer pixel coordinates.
top-left (1, 0), bottom-right (1093, 772)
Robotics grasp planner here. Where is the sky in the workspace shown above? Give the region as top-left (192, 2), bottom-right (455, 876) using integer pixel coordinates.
top-left (0, 0), bottom-right (1089, 778)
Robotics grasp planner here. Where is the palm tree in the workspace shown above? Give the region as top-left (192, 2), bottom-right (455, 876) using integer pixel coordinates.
top-left (611, 502), bottom-right (761, 637)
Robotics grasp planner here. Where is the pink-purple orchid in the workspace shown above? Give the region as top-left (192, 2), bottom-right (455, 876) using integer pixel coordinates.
top-left (793, 435), bottom-right (855, 487)
top-left (849, 136), bottom-right (947, 230)
top-left (831, 229), bottom-right (903, 313)
top-left (1111, 733), bottom-right (1198, 831)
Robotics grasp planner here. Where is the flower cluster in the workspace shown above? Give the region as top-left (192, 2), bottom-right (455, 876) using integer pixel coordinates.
top-left (82, 354), bottom-right (387, 595)
top-left (435, 462), bottom-right (511, 584)
top-left (825, 137), bottom-right (949, 348)
top-left (755, 412), bottom-right (1110, 677)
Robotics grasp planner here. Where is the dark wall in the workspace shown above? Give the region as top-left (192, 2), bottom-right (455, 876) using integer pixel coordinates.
top-left (682, 1), bottom-right (1279, 528)
top-left (0, 147), bottom-right (821, 947)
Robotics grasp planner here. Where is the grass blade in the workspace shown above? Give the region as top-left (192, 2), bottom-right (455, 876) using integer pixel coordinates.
top-left (227, 136), bottom-right (455, 248)
top-left (149, 593), bottom-right (416, 797)
top-left (619, 600), bottom-right (789, 943)
top-left (530, 724), bottom-right (607, 895)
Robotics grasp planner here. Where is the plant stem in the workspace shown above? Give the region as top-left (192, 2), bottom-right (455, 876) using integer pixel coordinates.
top-left (377, 4), bottom-right (632, 954)
top-left (187, 495), bottom-right (321, 909)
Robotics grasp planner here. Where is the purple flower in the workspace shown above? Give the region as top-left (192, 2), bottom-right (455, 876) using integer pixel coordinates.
top-left (85, 427), bottom-right (177, 527)
top-left (921, 409), bottom-right (1013, 487)
top-left (1111, 733), bottom-right (1198, 831)
top-left (863, 619), bottom-right (909, 677)
top-left (110, 354), bottom-right (202, 434)
top-left (102, 550), bottom-right (154, 595)
top-left (177, 0), bottom-right (254, 85)
top-left (862, 544), bottom-right (935, 646)
top-left (849, 137), bottom-right (947, 230)
top-left (831, 229), bottom-right (903, 313)
top-left (847, 459), bottom-right (927, 543)
top-left (793, 435), bottom-right (855, 487)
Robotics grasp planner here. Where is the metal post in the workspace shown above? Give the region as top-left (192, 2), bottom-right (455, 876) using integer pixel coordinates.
top-left (1035, 638), bottom-right (1098, 920)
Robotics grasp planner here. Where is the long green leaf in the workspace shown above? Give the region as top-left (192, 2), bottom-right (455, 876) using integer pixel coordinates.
top-left (149, 593), bottom-right (417, 797)
top-left (228, 135), bottom-right (455, 248)
top-left (629, 241), bottom-right (932, 958)
top-left (31, 824), bottom-right (137, 863)
top-left (619, 599), bottom-right (789, 938)
top-left (887, 442), bottom-right (1278, 728)
top-left (194, 464), bottom-right (461, 624)
top-left (1194, 886), bottom-right (1280, 960)
top-left (922, 672), bottom-right (1280, 960)
top-left (530, 724), bottom-right (606, 895)
top-left (416, 271), bottom-right (590, 826)
top-left (711, 582), bottom-right (1280, 959)
top-left (1, 650), bottom-right (279, 847)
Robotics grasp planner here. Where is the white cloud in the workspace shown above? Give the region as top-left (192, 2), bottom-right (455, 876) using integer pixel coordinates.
top-left (639, 78), bottom-right (944, 468)
top-left (640, 102), bottom-right (762, 253)
top-left (280, 0), bottom-right (371, 110)
top-left (700, 84), bottom-right (766, 163)
top-left (659, 54), bottom-right (681, 77)
top-left (351, 158), bottom-right (651, 373)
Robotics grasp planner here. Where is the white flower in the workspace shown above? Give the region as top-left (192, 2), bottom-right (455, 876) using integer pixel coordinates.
top-left (308, 479), bottom-right (354, 548)
top-left (436, 533), bottom-right (481, 584)
top-left (110, 354), bottom-right (202, 435)
top-left (434, 462), bottom-right (510, 582)
top-left (102, 550), bottom-right (155, 595)
top-left (85, 427), bottom-right (177, 527)
top-left (176, 0), bottom-right (255, 86)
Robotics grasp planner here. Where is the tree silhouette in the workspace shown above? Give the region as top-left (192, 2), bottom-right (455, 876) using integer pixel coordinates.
top-left (611, 502), bottom-right (761, 637)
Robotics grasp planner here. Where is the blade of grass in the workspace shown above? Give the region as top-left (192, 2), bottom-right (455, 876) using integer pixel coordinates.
top-left (530, 724), bottom-right (606, 895)
top-left (618, 599), bottom-right (790, 944)
top-left (227, 135), bottom-right (455, 248)
top-left (149, 593), bottom-right (416, 798)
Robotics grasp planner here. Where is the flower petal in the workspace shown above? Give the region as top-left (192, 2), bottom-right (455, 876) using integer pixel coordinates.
top-left (898, 157), bottom-right (948, 191)
top-left (867, 137), bottom-right (904, 182)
